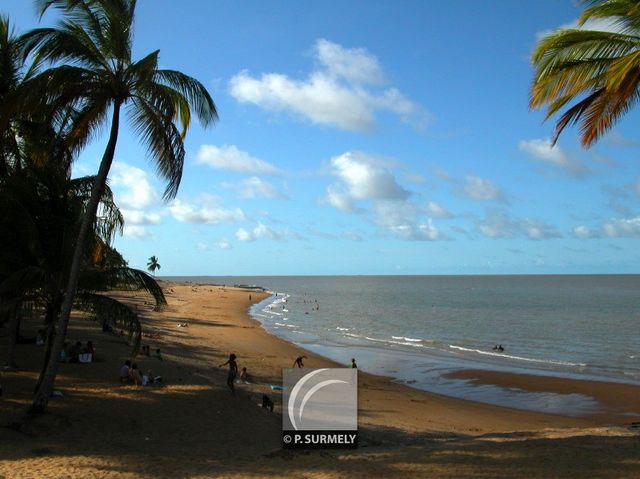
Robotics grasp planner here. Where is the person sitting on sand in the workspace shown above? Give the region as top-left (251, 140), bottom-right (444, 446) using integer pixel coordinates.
top-left (68, 341), bottom-right (82, 363)
top-left (219, 353), bottom-right (238, 394)
top-left (60, 342), bottom-right (70, 362)
top-left (239, 367), bottom-right (251, 383)
top-left (129, 363), bottom-right (143, 386)
top-left (142, 369), bottom-right (162, 386)
top-left (293, 356), bottom-right (306, 368)
top-left (120, 360), bottom-right (131, 383)
top-left (350, 358), bottom-right (358, 369)
top-left (83, 341), bottom-right (95, 357)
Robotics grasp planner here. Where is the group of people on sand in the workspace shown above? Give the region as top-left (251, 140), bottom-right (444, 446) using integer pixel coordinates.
top-left (120, 359), bottom-right (162, 386)
top-left (60, 340), bottom-right (95, 363)
top-left (218, 353), bottom-right (358, 406)
top-left (218, 354), bottom-right (251, 395)
top-left (117, 342), bottom-right (163, 386)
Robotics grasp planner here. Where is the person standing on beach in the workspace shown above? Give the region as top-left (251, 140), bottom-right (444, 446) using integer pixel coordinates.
top-left (219, 353), bottom-right (238, 394)
top-left (293, 356), bottom-right (306, 368)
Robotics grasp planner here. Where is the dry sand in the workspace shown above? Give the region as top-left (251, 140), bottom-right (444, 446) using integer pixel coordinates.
top-left (0, 283), bottom-right (639, 478)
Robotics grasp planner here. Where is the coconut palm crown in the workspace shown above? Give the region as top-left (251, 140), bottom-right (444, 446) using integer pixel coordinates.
top-left (530, 0), bottom-right (640, 147)
top-left (147, 255), bottom-right (160, 275)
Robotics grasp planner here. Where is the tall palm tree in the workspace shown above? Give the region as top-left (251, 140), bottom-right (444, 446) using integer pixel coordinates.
top-left (530, 0), bottom-right (640, 147)
top-left (147, 255), bottom-right (160, 276)
top-left (23, 0), bottom-right (217, 412)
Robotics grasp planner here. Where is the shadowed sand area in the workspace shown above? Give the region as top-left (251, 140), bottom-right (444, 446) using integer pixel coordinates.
top-left (0, 283), bottom-right (639, 478)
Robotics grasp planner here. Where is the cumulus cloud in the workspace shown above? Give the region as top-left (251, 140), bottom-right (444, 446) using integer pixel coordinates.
top-left (215, 239), bottom-right (232, 250)
top-left (224, 176), bottom-right (288, 200)
top-left (123, 225), bottom-right (152, 240)
top-left (463, 175), bottom-right (503, 201)
top-left (603, 216), bottom-right (640, 238)
top-left (121, 209), bottom-right (161, 225)
top-left (110, 162), bottom-right (160, 209)
top-left (574, 225), bottom-right (600, 239)
top-left (373, 200), bottom-right (443, 241)
top-left (519, 139), bottom-right (590, 177)
top-left (328, 151), bottom-right (410, 202)
top-left (169, 196), bottom-right (245, 224)
top-left (229, 39), bottom-right (428, 132)
top-left (324, 184), bottom-right (363, 213)
top-left (425, 201), bottom-right (453, 218)
top-left (235, 223), bottom-right (283, 242)
top-left (478, 210), bottom-right (561, 240)
top-left (196, 145), bottom-right (283, 176)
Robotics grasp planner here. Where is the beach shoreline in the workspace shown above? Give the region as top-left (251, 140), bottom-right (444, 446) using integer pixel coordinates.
top-left (1, 282), bottom-right (639, 478)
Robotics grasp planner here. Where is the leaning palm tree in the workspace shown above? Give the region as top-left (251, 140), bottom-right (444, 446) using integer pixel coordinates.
top-left (530, 0), bottom-right (640, 147)
top-left (147, 255), bottom-right (160, 276)
top-left (23, 0), bottom-right (217, 412)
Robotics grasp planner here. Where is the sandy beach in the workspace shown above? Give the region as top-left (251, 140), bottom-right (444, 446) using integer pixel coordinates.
top-left (1, 283), bottom-right (639, 478)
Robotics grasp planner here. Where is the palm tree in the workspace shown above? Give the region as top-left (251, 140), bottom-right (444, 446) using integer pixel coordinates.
top-left (530, 0), bottom-right (640, 147)
top-left (0, 158), bottom-right (167, 386)
top-left (147, 255), bottom-right (160, 276)
top-left (23, 0), bottom-right (217, 412)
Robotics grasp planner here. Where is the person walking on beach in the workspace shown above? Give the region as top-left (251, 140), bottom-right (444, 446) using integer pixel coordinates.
top-left (293, 356), bottom-right (306, 368)
top-left (219, 353), bottom-right (238, 394)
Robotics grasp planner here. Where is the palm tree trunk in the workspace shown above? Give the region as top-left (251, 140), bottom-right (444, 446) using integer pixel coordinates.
top-left (34, 307), bottom-right (57, 393)
top-left (30, 102), bottom-right (122, 414)
top-left (5, 307), bottom-right (20, 369)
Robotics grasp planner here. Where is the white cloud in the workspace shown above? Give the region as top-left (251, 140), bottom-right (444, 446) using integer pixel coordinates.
top-left (519, 139), bottom-right (590, 177)
top-left (463, 175), bottom-right (502, 201)
top-left (215, 239), bottom-right (232, 250)
top-left (196, 145), bottom-right (283, 176)
top-left (329, 151), bottom-right (410, 201)
top-left (603, 216), bottom-right (640, 238)
top-left (316, 38), bottom-right (384, 84)
top-left (110, 162), bottom-right (160, 209)
top-left (574, 225), bottom-right (600, 239)
top-left (478, 210), bottom-right (560, 240)
top-left (123, 225), bottom-right (152, 240)
top-left (169, 196), bottom-right (245, 224)
top-left (121, 209), bottom-right (161, 225)
top-left (224, 176), bottom-right (287, 200)
top-left (373, 200), bottom-right (443, 241)
top-left (235, 222), bottom-right (283, 242)
top-left (324, 184), bottom-right (362, 213)
top-left (425, 201), bottom-right (452, 218)
top-left (229, 39), bottom-right (428, 132)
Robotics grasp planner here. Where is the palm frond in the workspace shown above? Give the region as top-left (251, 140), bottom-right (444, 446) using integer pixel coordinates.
top-left (78, 266), bottom-right (167, 310)
top-left (155, 69), bottom-right (218, 128)
top-left (75, 291), bottom-right (141, 355)
top-left (128, 95), bottom-right (184, 200)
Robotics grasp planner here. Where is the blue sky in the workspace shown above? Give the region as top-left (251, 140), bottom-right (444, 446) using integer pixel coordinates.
top-left (5, 1), bottom-right (640, 275)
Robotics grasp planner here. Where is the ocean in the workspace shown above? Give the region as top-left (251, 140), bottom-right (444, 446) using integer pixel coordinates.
top-left (166, 275), bottom-right (640, 415)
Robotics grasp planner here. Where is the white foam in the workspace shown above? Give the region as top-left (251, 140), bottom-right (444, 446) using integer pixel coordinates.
top-left (336, 327), bottom-right (350, 331)
top-left (392, 336), bottom-right (422, 342)
top-left (448, 345), bottom-right (587, 367)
